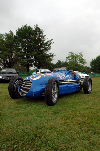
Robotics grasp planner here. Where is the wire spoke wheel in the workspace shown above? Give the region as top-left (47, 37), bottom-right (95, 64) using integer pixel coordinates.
top-left (88, 81), bottom-right (92, 92)
top-left (8, 76), bottom-right (23, 99)
top-left (14, 80), bottom-right (23, 92)
top-left (52, 82), bottom-right (58, 103)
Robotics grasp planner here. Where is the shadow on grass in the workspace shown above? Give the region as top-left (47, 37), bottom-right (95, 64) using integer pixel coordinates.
top-left (15, 96), bottom-right (46, 105)
top-left (59, 89), bottom-right (84, 99)
top-left (15, 90), bottom-right (84, 106)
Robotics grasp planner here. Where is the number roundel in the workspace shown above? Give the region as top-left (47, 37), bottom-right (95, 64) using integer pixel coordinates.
top-left (30, 74), bottom-right (45, 80)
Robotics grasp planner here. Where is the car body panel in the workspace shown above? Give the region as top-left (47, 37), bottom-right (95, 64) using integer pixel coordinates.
top-left (59, 83), bottom-right (79, 95)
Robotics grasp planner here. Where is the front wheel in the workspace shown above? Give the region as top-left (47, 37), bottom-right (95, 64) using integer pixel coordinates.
top-left (45, 77), bottom-right (59, 106)
top-left (83, 77), bottom-right (92, 94)
top-left (8, 76), bottom-right (23, 99)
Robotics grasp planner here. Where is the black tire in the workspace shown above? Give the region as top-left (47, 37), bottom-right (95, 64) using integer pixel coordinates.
top-left (83, 77), bottom-right (92, 94)
top-left (45, 77), bottom-right (59, 106)
top-left (8, 76), bottom-right (23, 99)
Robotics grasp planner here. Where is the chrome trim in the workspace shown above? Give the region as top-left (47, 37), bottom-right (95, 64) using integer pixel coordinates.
top-left (19, 80), bottom-right (32, 96)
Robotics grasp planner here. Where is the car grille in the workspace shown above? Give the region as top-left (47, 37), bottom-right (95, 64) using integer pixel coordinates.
top-left (19, 80), bottom-right (32, 96)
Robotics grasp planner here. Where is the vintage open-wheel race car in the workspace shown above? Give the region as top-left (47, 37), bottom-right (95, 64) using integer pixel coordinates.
top-left (8, 69), bottom-right (92, 106)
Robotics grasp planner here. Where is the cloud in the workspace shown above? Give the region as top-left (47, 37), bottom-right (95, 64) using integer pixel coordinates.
top-left (0, 0), bottom-right (100, 66)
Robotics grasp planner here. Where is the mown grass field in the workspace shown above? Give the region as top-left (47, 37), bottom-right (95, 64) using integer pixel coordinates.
top-left (0, 77), bottom-right (100, 151)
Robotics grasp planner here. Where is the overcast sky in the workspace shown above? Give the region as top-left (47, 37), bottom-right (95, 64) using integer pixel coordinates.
top-left (0, 0), bottom-right (100, 66)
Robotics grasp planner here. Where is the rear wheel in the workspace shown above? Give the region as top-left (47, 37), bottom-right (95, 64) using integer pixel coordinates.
top-left (8, 76), bottom-right (23, 99)
top-left (83, 77), bottom-right (92, 94)
top-left (45, 77), bottom-right (59, 106)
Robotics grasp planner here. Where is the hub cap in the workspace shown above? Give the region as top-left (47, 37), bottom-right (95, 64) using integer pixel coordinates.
top-left (52, 82), bottom-right (58, 103)
top-left (88, 81), bottom-right (92, 92)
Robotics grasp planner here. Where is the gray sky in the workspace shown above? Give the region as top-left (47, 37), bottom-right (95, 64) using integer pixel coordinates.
top-left (0, 0), bottom-right (100, 66)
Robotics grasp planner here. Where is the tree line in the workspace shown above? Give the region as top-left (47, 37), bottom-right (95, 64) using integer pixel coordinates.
top-left (0, 24), bottom-right (100, 73)
top-left (0, 24), bottom-right (54, 72)
top-left (66, 52), bottom-right (100, 73)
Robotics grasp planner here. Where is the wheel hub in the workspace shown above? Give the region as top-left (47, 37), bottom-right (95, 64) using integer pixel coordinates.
top-left (52, 83), bottom-right (58, 103)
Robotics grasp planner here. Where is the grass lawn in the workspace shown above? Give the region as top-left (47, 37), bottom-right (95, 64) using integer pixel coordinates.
top-left (0, 77), bottom-right (100, 151)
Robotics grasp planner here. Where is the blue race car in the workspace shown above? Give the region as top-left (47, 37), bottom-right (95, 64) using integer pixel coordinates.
top-left (8, 70), bottom-right (92, 106)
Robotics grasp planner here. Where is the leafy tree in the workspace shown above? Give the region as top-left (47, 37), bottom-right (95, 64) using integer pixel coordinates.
top-left (0, 31), bottom-right (17, 68)
top-left (85, 66), bottom-right (91, 73)
top-left (66, 52), bottom-right (86, 71)
top-left (15, 25), bottom-right (35, 72)
top-left (61, 61), bottom-right (68, 67)
top-left (90, 55), bottom-right (100, 73)
top-left (32, 25), bottom-right (54, 69)
top-left (13, 62), bottom-right (27, 72)
top-left (15, 24), bottom-right (54, 72)
top-left (47, 62), bottom-right (55, 71)
top-left (54, 60), bottom-right (68, 68)
top-left (54, 60), bottom-right (62, 68)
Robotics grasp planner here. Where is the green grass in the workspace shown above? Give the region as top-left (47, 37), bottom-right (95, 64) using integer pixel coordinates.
top-left (0, 77), bottom-right (100, 151)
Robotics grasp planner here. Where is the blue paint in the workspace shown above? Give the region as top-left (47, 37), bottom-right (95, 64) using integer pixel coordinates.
top-left (20, 70), bottom-right (81, 98)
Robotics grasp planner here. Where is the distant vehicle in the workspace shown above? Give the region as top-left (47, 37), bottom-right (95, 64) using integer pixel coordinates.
top-left (0, 68), bottom-right (19, 82)
top-left (33, 69), bottom-right (51, 74)
top-left (8, 69), bottom-right (92, 106)
top-left (74, 71), bottom-right (89, 79)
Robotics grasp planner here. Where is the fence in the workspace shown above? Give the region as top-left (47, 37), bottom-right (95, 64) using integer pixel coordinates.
top-left (19, 72), bottom-right (33, 78)
top-left (88, 73), bottom-right (100, 77)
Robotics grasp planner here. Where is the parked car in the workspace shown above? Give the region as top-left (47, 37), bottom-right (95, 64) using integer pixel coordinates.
top-left (74, 71), bottom-right (89, 79)
top-left (8, 69), bottom-right (92, 106)
top-left (0, 68), bottom-right (19, 82)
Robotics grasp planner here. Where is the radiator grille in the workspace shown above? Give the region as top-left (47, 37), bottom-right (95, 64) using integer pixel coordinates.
top-left (19, 80), bottom-right (32, 96)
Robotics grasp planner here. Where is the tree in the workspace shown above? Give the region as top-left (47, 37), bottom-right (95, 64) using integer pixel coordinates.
top-left (85, 66), bottom-right (91, 73)
top-left (61, 61), bottom-right (68, 67)
top-left (33, 25), bottom-right (54, 69)
top-left (47, 62), bottom-right (55, 71)
top-left (15, 25), bottom-right (35, 72)
top-left (54, 60), bottom-right (62, 68)
top-left (54, 60), bottom-right (68, 68)
top-left (15, 24), bottom-right (54, 72)
top-left (66, 52), bottom-right (86, 71)
top-left (90, 55), bottom-right (100, 73)
top-left (0, 31), bottom-right (17, 68)
top-left (13, 62), bottom-right (27, 72)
